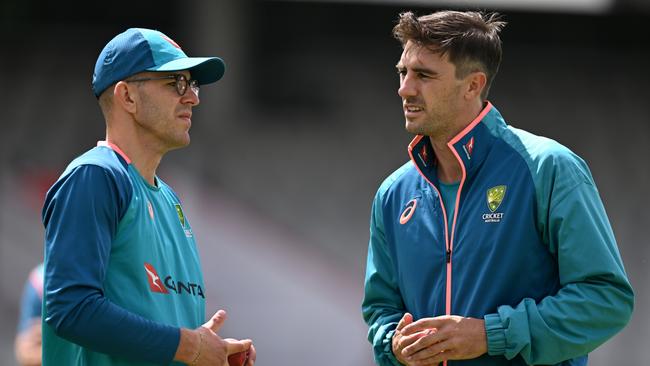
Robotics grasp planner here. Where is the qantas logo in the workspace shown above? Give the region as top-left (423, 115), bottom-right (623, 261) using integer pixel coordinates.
top-left (144, 263), bottom-right (168, 293)
top-left (143, 263), bottom-right (204, 298)
top-left (419, 145), bottom-right (429, 167)
top-left (462, 137), bottom-right (475, 160)
top-left (161, 35), bottom-right (181, 49)
top-left (399, 199), bottom-right (418, 224)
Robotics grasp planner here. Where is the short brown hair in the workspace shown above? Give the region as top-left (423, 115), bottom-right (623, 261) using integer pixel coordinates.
top-left (393, 10), bottom-right (506, 99)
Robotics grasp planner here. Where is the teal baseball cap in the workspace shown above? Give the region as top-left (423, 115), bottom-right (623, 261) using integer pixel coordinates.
top-left (92, 28), bottom-right (225, 98)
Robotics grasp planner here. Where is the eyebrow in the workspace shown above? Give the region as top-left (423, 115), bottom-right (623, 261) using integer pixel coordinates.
top-left (395, 64), bottom-right (439, 76)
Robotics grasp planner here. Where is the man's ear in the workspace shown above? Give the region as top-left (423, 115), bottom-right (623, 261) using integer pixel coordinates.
top-left (114, 81), bottom-right (137, 114)
top-left (464, 71), bottom-right (487, 100)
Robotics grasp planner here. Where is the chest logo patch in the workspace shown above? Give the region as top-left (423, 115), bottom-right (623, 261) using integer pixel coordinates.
top-left (399, 199), bottom-right (418, 225)
top-left (144, 262), bottom-right (205, 298)
top-left (484, 185), bottom-right (507, 223)
top-left (175, 203), bottom-right (193, 238)
top-left (175, 204), bottom-right (186, 227)
top-left (487, 185), bottom-right (506, 212)
top-left (144, 263), bottom-right (168, 294)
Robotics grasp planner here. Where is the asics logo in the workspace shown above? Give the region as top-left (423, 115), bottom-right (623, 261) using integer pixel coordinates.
top-left (399, 199), bottom-right (418, 225)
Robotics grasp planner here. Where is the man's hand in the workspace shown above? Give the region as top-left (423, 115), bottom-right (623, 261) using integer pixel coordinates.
top-left (14, 319), bottom-right (42, 366)
top-left (392, 313), bottom-right (413, 364)
top-left (174, 310), bottom-right (254, 366)
top-left (392, 313), bottom-right (430, 365)
top-left (398, 315), bottom-right (486, 365)
top-left (224, 338), bottom-right (257, 366)
top-left (245, 343), bottom-right (257, 366)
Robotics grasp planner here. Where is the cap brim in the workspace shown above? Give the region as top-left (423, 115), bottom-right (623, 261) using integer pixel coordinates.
top-left (148, 57), bottom-right (226, 85)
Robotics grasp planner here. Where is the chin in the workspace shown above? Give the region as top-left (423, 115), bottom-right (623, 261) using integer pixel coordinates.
top-left (404, 121), bottom-right (424, 135)
top-left (167, 136), bottom-right (191, 151)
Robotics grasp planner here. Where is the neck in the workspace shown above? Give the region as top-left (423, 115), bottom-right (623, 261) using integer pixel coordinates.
top-left (429, 137), bottom-right (461, 184)
top-left (430, 100), bottom-right (484, 184)
top-left (106, 128), bottom-right (165, 187)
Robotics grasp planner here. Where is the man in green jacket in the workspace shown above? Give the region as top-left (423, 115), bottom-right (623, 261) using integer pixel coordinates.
top-left (362, 10), bottom-right (634, 366)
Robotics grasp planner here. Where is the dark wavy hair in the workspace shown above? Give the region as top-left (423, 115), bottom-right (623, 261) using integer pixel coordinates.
top-left (393, 10), bottom-right (506, 99)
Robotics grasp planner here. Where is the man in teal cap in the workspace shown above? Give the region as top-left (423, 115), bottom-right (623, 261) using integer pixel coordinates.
top-left (42, 28), bottom-right (255, 366)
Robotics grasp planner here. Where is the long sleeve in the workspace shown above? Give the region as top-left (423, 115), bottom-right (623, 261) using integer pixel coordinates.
top-left (42, 164), bottom-right (180, 365)
top-left (362, 191), bottom-right (405, 366)
top-left (484, 158), bottom-right (634, 364)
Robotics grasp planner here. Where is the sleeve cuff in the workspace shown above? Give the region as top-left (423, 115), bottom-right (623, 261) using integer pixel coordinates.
top-left (381, 329), bottom-right (403, 366)
top-left (484, 313), bottom-right (506, 356)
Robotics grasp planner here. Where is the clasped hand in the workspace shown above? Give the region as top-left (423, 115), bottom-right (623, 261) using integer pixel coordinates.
top-left (392, 313), bottom-right (487, 366)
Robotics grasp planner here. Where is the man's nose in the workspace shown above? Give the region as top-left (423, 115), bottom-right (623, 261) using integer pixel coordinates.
top-left (183, 87), bottom-right (200, 106)
top-left (398, 74), bottom-right (417, 99)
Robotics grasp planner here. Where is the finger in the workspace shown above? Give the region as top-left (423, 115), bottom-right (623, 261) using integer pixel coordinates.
top-left (396, 312), bottom-right (413, 331)
top-left (397, 329), bottom-right (431, 353)
top-left (226, 338), bottom-right (253, 355)
top-left (245, 344), bottom-right (256, 365)
top-left (402, 316), bottom-right (446, 336)
top-left (408, 339), bottom-right (451, 363)
top-left (203, 309), bottom-right (227, 333)
top-left (401, 329), bottom-right (440, 357)
top-left (410, 351), bottom-right (446, 366)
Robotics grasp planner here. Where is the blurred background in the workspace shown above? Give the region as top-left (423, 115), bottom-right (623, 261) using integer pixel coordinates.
top-left (1, 0), bottom-right (648, 365)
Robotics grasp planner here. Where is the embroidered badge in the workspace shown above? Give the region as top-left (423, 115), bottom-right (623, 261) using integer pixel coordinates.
top-left (175, 204), bottom-right (186, 227)
top-left (487, 185), bottom-right (506, 212)
top-left (483, 185), bottom-right (507, 223)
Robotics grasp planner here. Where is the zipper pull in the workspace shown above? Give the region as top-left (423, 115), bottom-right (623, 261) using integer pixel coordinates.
top-left (446, 249), bottom-right (451, 263)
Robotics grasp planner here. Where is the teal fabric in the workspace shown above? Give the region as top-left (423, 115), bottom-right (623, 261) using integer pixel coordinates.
top-left (139, 28), bottom-right (188, 66)
top-left (438, 181), bottom-right (460, 235)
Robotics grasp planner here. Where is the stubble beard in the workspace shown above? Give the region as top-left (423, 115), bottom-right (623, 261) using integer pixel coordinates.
top-left (405, 111), bottom-right (453, 140)
top-left (138, 97), bottom-right (191, 153)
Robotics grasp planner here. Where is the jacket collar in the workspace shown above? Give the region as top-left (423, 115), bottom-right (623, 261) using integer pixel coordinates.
top-left (408, 102), bottom-right (507, 186)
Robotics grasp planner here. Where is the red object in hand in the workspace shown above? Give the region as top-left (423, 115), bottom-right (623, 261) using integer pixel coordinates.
top-left (228, 351), bottom-right (249, 366)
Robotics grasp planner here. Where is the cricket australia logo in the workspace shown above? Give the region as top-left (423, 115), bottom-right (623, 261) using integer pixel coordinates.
top-left (483, 185), bottom-right (506, 223)
top-left (175, 203), bottom-right (193, 238)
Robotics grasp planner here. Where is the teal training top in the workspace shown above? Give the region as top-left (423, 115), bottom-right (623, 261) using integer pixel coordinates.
top-left (42, 142), bottom-right (205, 365)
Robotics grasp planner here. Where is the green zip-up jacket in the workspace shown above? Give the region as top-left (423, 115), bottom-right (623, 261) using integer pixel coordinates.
top-left (362, 103), bottom-right (634, 365)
